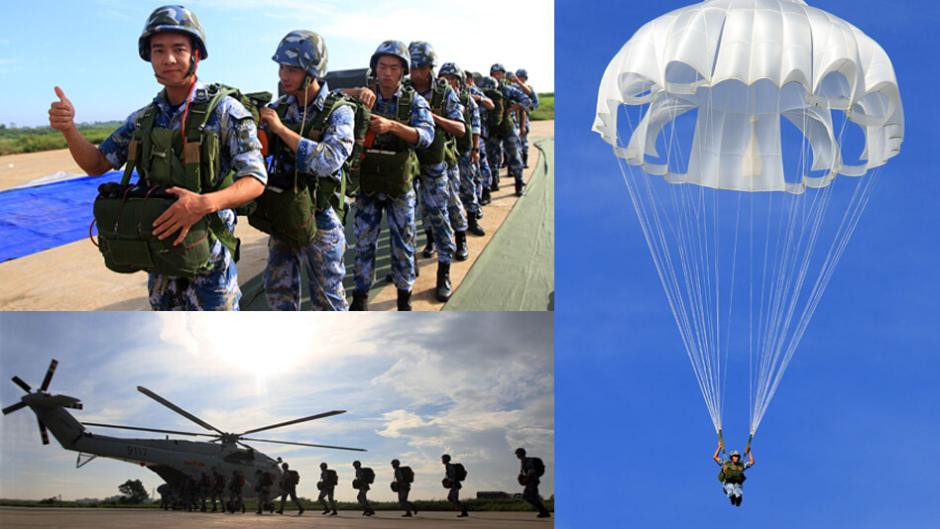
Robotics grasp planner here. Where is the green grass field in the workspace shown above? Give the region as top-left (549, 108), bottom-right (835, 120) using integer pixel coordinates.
top-left (0, 123), bottom-right (120, 156)
top-left (530, 93), bottom-right (554, 121)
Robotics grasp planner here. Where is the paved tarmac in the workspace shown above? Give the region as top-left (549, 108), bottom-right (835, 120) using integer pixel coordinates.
top-left (0, 507), bottom-right (553, 528)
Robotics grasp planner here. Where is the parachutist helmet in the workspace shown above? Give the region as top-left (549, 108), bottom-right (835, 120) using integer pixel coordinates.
top-left (408, 41), bottom-right (437, 69)
top-left (438, 62), bottom-right (464, 81)
top-left (319, 462), bottom-right (327, 470)
top-left (441, 454), bottom-right (451, 463)
top-left (353, 460), bottom-right (361, 467)
top-left (515, 447), bottom-right (526, 457)
top-left (478, 76), bottom-right (498, 91)
top-left (272, 30), bottom-right (328, 79)
top-left (490, 63), bottom-right (506, 74)
top-left (139, 5), bottom-right (207, 61)
top-left (370, 40), bottom-right (410, 75)
top-left (515, 68), bottom-right (528, 80)
top-left (391, 459), bottom-right (400, 467)
top-left (281, 462), bottom-right (289, 469)
top-left (729, 450), bottom-right (740, 458)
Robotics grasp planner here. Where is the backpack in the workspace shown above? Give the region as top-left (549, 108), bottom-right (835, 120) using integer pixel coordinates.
top-left (400, 466), bottom-right (415, 484)
top-left (453, 463), bottom-right (468, 482)
top-left (361, 467), bottom-right (375, 484)
top-left (530, 457), bottom-right (545, 478)
top-left (288, 470), bottom-right (300, 485)
top-left (326, 469), bottom-right (338, 487)
top-left (455, 88), bottom-right (474, 154)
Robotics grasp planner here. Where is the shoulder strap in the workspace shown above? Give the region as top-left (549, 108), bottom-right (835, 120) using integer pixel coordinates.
top-left (397, 87), bottom-right (414, 123)
top-left (122, 104), bottom-right (159, 186)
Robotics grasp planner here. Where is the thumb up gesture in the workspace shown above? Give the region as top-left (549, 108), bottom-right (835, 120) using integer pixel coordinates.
top-left (49, 86), bottom-right (76, 133)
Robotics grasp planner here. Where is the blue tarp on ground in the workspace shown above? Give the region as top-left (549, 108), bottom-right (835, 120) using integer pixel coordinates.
top-left (0, 171), bottom-right (125, 262)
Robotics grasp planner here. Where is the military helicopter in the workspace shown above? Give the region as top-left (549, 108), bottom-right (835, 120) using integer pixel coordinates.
top-left (2, 359), bottom-right (366, 504)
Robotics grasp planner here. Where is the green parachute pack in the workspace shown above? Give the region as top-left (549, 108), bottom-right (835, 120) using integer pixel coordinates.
top-left (455, 87), bottom-right (475, 154)
top-left (93, 83), bottom-right (271, 277)
top-left (718, 461), bottom-right (747, 484)
top-left (247, 89), bottom-right (371, 248)
top-left (358, 85), bottom-right (421, 198)
top-left (405, 77), bottom-right (461, 166)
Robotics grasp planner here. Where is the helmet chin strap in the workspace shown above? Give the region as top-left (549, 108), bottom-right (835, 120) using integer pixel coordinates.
top-left (294, 75), bottom-right (312, 193)
top-left (179, 49), bottom-right (201, 146)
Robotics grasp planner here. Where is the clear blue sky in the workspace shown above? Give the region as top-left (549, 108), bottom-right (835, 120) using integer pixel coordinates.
top-left (0, 0), bottom-right (553, 127)
top-left (556, 1), bottom-right (940, 528)
top-left (1, 313), bottom-right (553, 502)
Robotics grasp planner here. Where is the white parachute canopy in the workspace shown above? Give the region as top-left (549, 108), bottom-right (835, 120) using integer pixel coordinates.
top-left (594, 0), bottom-right (903, 436)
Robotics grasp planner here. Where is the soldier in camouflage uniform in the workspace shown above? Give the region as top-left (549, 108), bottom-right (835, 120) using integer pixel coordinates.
top-left (353, 460), bottom-right (376, 516)
top-left (49, 5), bottom-right (266, 310)
top-left (465, 73), bottom-right (495, 205)
top-left (486, 64), bottom-right (534, 196)
top-left (407, 41), bottom-right (467, 295)
top-left (343, 41), bottom-right (435, 311)
top-left (515, 448), bottom-right (551, 518)
top-left (439, 62), bottom-right (486, 237)
top-left (317, 462), bottom-right (338, 516)
top-left (391, 458), bottom-right (418, 517)
top-left (514, 69), bottom-right (539, 168)
top-left (441, 454), bottom-right (469, 518)
top-left (258, 30), bottom-right (352, 311)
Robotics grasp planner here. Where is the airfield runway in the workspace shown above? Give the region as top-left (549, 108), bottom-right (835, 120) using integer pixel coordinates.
top-left (0, 507), bottom-right (552, 528)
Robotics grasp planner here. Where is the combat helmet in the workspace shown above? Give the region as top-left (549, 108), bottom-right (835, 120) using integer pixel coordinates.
top-left (729, 450), bottom-right (741, 458)
top-left (138, 5), bottom-right (207, 61)
top-left (478, 76), bottom-right (499, 91)
top-left (272, 30), bottom-right (328, 79)
top-left (490, 63), bottom-right (507, 75)
top-left (515, 68), bottom-right (528, 80)
top-left (408, 41), bottom-right (437, 69)
top-left (370, 40), bottom-right (410, 75)
top-left (438, 62), bottom-right (464, 82)
top-left (391, 459), bottom-right (400, 467)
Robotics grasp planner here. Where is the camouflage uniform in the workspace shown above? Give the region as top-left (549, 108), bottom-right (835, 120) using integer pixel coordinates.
top-left (457, 90), bottom-right (482, 217)
top-left (352, 86), bottom-right (434, 292)
top-left (394, 465), bottom-right (417, 515)
top-left (99, 81), bottom-right (267, 311)
top-left (414, 83), bottom-right (467, 241)
top-left (318, 467), bottom-right (337, 514)
top-left (515, 69), bottom-right (539, 168)
top-left (469, 85), bottom-right (493, 196)
top-left (261, 84), bottom-right (353, 311)
top-left (482, 79), bottom-right (533, 188)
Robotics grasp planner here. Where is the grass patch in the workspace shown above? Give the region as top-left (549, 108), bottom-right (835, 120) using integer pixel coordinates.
top-left (530, 93), bottom-right (554, 121)
top-left (0, 123), bottom-right (121, 156)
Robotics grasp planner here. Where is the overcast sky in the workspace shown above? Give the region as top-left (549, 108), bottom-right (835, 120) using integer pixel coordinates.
top-left (0, 0), bottom-right (554, 127)
top-left (0, 312), bottom-right (553, 502)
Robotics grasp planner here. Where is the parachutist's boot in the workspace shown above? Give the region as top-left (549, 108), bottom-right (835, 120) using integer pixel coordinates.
top-left (321, 509), bottom-right (330, 515)
top-left (538, 511), bottom-right (551, 518)
top-left (468, 215), bottom-right (485, 236)
top-left (455, 231), bottom-right (469, 261)
top-left (458, 509), bottom-right (469, 517)
top-left (402, 512), bottom-right (413, 517)
top-left (480, 188), bottom-right (492, 205)
top-left (422, 228), bottom-right (435, 258)
top-left (350, 291), bottom-right (369, 311)
top-left (515, 180), bottom-right (525, 197)
top-left (435, 262), bottom-right (453, 302)
top-left (397, 289), bottom-right (413, 311)
top-left (330, 510), bottom-right (337, 516)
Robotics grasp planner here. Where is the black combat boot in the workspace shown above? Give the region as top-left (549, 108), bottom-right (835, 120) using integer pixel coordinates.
top-left (422, 228), bottom-right (435, 258)
top-left (455, 231), bottom-right (469, 261)
top-left (435, 262), bottom-right (453, 302)
top-left (515, 180), bottom-right (525, 197)
top-left (458, 509), bottom-right (469, 517)
top-left (350, 291), bottom-right (369, 311)
top-left (468, 215), bottom-right (485, 236)
top-left (397, 289), bottom-right (412, 311)
top-left (480, 187), bottom-right (492, 205)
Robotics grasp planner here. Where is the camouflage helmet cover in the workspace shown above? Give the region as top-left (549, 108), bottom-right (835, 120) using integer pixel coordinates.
top-left (729, 450), bottom-right (741, 458)
top-left (273, 30), bottom-right (328, 79)
top-left (438, 62), bottom-right (464, 82)
top-left (370, 40), bottom-right (410, 75)
top-left (139, 5), bottom-right (208, 61)
top-left (408, 41), bottom-right (437, 69)
top-left (478, 76), bottom-right (498, 91)
top-left (490, 63), bottom-right (506, 74)
top-left (515, 68), bottom-right (528, 80)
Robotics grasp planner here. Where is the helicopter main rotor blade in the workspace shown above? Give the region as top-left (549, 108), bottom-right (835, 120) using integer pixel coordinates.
top-left (39, 359), bottom-right (58, 392)
top-left (82, 422), bottom-right (219, 438)
top-left (11, 376), bottom-right (31, 393)
top-left (137, 386), bottom-right (224, 435)
top-left (239, 410), bottom-right (347, 436)
top-left (38, 418), bottom-right (49, 445)
top-left (2, 401), bottom-right (27, 415)
top-left (239, 437), bottom-right (367, 452)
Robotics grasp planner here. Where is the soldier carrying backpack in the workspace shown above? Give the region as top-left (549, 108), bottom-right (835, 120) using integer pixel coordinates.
top-left (276, 461), bottom-right (304, 515)
top-left (441, 454), bottom-right (469, 518)
top-left (515, 448), bottom-right (551, 518)
top-left (49, 5), bottom-right (267, 310)
top-left (391, 458), bottom-right (418, 517)
top-left (316, 462), bottom-right (338, 516)
top-left (352, 460), bottom-right (376, 516)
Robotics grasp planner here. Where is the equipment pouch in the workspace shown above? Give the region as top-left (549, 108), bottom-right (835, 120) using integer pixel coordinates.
top-left (246, 185), bottom-right (317, 249)
top-left (359, 149), bottom-right (419, 198)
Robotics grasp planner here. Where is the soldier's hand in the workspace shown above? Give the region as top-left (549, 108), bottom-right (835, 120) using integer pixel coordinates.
top-left (353, 87), bottom-right (376, 109)
top-left (471, 148), bottom-right (480, 164)
top-left (258, 107), bottom-right (284, 135)
top-left (369, 115), bottom-right (394, 134)
top-left (153, 187), bottom-right (212, 246)
top-left (49, 86), bottom-right (77, 133)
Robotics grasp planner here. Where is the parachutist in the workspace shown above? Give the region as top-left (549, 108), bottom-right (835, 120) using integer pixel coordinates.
top-left (713, 443), bottom-right (753, 507)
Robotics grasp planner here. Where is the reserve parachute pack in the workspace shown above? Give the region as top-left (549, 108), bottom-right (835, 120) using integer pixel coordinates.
top-left (453, 463), bottom-right (468, 482)
top-left (718, 461), bottom-right (747, 484)
top-left (400, 465), bottom-right (415, 484)
top-left (93, 83), bottom-right (271, 277)
top-left (358, 84), bottom-right (421, 197)
top-left (390, 481), bottom-right (400, 493)
top-left (483, 85), bottom-right (507, 138)
top-left (248, 89), bottom-right (371, 247)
